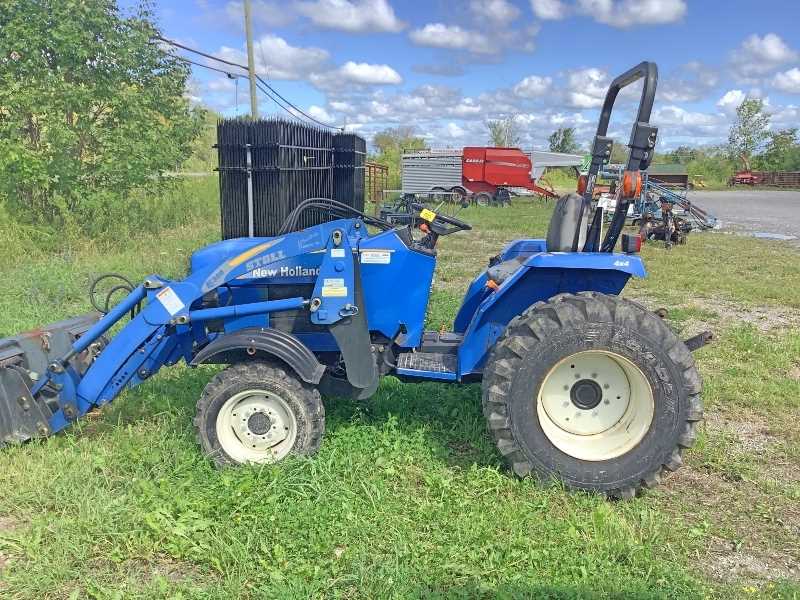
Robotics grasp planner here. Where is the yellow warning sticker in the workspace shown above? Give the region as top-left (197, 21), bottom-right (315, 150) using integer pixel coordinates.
top-left (419, 208), bottom-right (437, 222)
top-left (322, 286), bottom-right (348, 297)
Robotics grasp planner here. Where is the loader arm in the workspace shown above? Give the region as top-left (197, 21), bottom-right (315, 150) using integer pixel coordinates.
top-left (4, 220), bottom-right (365, 445)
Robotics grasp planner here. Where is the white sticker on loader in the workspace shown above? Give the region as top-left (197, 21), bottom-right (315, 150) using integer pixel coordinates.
top-left (321, 278), bottom-right (347, 297)
top-left (331, 248), bottom-right (346, 258)
top-left (156, 287), bottom-right (185, 316)
top-left (360, 250), bottom-right (392, 265)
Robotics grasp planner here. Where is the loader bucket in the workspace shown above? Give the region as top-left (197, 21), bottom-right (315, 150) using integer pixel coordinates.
top-left (0, 313), bottom-right (101, 447)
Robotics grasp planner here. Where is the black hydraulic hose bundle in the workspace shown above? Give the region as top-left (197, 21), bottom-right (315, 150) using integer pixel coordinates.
top-left (279, 197), bottom-right (394, 235)
top-left (89, 273), bottom-right (142, 318)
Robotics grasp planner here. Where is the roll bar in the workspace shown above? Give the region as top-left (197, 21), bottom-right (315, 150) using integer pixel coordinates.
top-left (595, 61), bottom-right (657, 143)
top-left (580, 61), bottom-right (660, 252)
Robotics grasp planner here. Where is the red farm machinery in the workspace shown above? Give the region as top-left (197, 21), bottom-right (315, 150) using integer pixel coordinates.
top-left (401, 147), bottom-right (569, 205)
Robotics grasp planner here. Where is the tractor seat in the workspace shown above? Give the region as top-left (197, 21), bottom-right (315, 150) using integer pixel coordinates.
top-left (546, 193), bottom-right (590, 252)
top-left (486, 193), bottom-right (591, 287)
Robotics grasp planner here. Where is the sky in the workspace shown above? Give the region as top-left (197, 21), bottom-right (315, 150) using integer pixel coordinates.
top-left (141, 0), bottom-right (800, 151)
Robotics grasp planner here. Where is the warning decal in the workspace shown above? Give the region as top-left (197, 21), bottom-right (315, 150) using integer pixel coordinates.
top-left (360, 250), bottom-right (392, 265)
top-left (321, 278), bottom-right (348, 298)
top-left (156, 287), bottom-right (185, 316)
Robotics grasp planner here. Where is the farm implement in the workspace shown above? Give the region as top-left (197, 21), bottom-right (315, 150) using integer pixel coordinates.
top-left (0, 63), bottom-right (710, 498)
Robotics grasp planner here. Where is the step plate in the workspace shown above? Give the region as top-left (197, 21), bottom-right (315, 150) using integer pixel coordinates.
top-left (396, 352), bottom-right (457, 381)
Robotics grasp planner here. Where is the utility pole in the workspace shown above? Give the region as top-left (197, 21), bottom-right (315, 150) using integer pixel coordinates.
top-left (243, 0), bottom-right (259, 119)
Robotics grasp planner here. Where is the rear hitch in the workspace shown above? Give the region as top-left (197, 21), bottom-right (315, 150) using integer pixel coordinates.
top-left (684, 331), bottom-right (713, 352)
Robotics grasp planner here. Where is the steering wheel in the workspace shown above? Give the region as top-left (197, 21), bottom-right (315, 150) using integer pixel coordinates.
top-left (410, 202), bottom-right (472, 234)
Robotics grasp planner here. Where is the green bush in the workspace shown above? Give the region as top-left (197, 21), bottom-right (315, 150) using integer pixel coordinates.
top-left (0, 0), bottom-right (204, 237)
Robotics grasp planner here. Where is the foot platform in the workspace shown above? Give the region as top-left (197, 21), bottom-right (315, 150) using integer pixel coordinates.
top-left (396, 352), bottom-right (457, 381)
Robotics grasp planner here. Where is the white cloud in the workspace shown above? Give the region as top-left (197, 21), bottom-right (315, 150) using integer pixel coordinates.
top-left (207, 77), bottom-right (236, 93)
top-left (330, 100), bottom-right (356, 113)
top-left (773, 67), bottom-right (800, 94)
top-left (338, 61), bottom-right (402, 84)
top-left (577, 0), bottom-right (687, 28)
top-left (311, 61), bottom-right (402, 90)
top-left (470, 0), bottom-right (520, 25)
top-left (731, 33), bottom-right (798, 78)
top-left (772, 105), bottom-right (800, 128)
top-left (409, 23), bottom-right (495, 54)
top-left (652, 105), bottom-right (726, 138)
top-left (530, 0), bottom-right (568, 19)
top-left (513, 75), bottom-right (553, 98)
top-left (716, 89), bottom-right (747, 113)
top-left (449, 99), bottom-right (483, 117)
top-left (660, 61), bottom-right (720, 103)
top-left (565, 68), bottom-right (608, 108)
top-left (447, 122), bottom-right (467, 137)
top-left (294, 0), bottom-right (404, 33)
top-left (219, 35), bottom-right (329, 81)
top-left (308, 105), bottom-right (335, 123)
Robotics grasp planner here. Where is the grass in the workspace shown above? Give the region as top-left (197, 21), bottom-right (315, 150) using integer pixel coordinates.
top-left (1, 187), bottom-right (799, 599)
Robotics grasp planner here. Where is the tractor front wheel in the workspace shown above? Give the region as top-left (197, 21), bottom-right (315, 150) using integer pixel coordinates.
top-left (195, 361), bottom-right (325, 468)
top-left (482, 292), bottom-right (702, 498)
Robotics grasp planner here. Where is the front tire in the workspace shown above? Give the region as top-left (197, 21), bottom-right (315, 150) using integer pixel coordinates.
top-left (482, 292), bottom-right (702, 498)
top-left (195, 361), bottom-right (325, 468)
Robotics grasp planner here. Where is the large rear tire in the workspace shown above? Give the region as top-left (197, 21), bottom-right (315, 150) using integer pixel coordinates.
top-left (195, 361), bottom-right (325, 468)
top-left (482, 292), bottom-right (702, 498)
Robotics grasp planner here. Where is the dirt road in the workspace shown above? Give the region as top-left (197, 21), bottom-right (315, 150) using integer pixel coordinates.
top-left (690, 190), bottom-right (800, 242)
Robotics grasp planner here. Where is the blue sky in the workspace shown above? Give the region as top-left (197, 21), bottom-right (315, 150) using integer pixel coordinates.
top-left (144, 0), bottom-right (799, 150)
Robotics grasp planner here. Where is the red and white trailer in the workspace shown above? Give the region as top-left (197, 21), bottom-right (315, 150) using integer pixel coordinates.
top-left (401, 147), bottom-right (576, 204)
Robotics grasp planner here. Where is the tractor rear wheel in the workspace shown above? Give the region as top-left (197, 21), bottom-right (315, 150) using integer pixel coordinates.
top-left (195, 361), bottom-right (325, 468)
top-left (482, 292), bottom-right (702, 498)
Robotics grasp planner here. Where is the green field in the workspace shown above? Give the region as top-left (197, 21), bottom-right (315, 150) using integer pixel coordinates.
top-left (1, 182), bottom-right (798, 599)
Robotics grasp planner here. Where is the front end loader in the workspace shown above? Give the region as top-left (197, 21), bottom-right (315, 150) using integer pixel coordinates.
top-left (0, 62), bottom-right (710, 498)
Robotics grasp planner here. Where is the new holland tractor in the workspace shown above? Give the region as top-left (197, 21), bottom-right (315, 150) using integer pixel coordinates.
top-left (0, 63), bottom-right (709, 498)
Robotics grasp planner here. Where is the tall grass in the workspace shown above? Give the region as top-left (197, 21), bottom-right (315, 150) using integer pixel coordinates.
top-left (0, 176), bottom-right (219, 260)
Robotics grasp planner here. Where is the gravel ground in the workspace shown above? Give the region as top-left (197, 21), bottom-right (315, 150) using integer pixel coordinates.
top-left (690, 190), bottom-right (800, 242)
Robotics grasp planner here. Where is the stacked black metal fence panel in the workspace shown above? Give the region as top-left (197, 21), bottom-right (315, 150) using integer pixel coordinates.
top-left (333, 133), bottom-right (366, 214)
top-left (217, 118), bottom-right (365, 239)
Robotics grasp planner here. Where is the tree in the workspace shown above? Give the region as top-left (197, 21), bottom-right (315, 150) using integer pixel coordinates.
top-left (548, 127), bottom-right (580, 154)
top-left (487, 117), bottom-right (521, 147)
top-left (0, 0), bottom-right (203, 228)
top-left (371, 127), bottom-right (425, 189)
top-left (727, 98), bottom-right (770, 162)
top-left (755, 128), bottom-right (800, 172)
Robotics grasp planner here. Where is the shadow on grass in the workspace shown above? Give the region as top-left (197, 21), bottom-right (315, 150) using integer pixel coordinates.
top-left (53, 363), bottom-right (507, 474)
top-left (322, 375), bottom-right (505, 471)
top-left (418, 583), bottom-right (684, 600)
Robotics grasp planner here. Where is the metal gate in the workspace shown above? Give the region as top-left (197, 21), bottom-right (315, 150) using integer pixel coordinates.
top-left (217, 118), bottom-right (366, 239)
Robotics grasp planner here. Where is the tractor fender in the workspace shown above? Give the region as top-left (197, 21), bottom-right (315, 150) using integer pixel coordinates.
top-left (191, 328), bottom-right (326, 385)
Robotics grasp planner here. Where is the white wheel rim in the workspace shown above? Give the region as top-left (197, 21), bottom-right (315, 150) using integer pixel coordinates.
top-left (216, 389), bottom-right (298, 464)
top-left (537, 351), bottom-right (654, 461)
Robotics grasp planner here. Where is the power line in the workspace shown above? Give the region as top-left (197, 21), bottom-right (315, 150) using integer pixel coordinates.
top-left (157, 35), bottom-right (246, 70)
top-left (175, 55), bottom-right (246, 79)
top-left (173, 54), bottom-right (311, 122)
top-left (157, 35), bottom-right (343, 131)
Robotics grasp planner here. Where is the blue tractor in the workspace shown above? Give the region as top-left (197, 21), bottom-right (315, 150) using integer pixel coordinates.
top-left (0, 63), bottom-right (709, 498)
